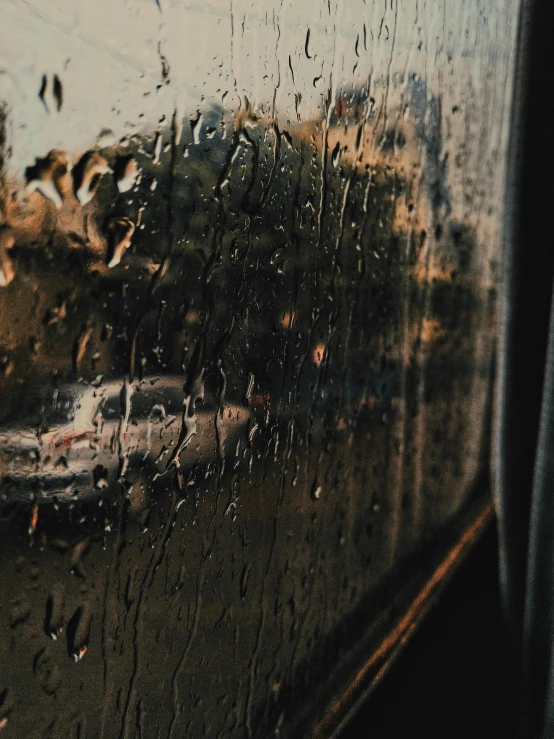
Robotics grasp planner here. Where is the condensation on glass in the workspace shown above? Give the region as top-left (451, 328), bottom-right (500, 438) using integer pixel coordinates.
top-left (0, 1), bottom-right (517, 737)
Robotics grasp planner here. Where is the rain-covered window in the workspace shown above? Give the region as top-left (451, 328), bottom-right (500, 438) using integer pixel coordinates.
top-left (0, 1), bottom-right (518, 736)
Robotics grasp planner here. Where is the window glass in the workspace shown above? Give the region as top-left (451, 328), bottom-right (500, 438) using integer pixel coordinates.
top-left (0, 2), bottom-right (519, 736)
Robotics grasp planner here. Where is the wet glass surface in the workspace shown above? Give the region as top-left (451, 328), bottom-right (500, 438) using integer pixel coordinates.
top-left (0, 1), bottom-right (518, 736)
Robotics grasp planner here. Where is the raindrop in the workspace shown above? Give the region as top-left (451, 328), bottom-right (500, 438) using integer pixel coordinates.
top-left (38, 74), bottom-right (48, 112)
top-left (106, 217), bottom-right (135, 268)
top-left (191, 112), bottom-right (203, 145)
top-left (0, 230), bottom-right (15, 288)
top-left (73, 324), bottom-right (93, 372)
top-left (158, 42), bottom-right (170, 82)
top-left (0, 689), bottom-right (12, 732)
top-left (73, 151), bottom-right (112, 205)
top-left (305, 28), bottom-right (312, 59)
top-left (25, 150), bottom-right (71, 208)
top-left (33, 648), bottom-right (62, 695)
top-left (9, 600), bottom-right (31, 629)
top-left (93, 464), bottom-right (109, 489)
top-left (66, 606), bottom-right (91, 662)
top-left (44, 585), bottom-right (65, 640)
top-left (52, 74), bottom-right (63, 111)
top-left (240, 563), bottom-right (251, 599)
top-left (153, 132), bottom-right (163, 164)
top-left (114, 156), bottom-right (139, 193)
top-left (311, 480), bottom-right (322, 500)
